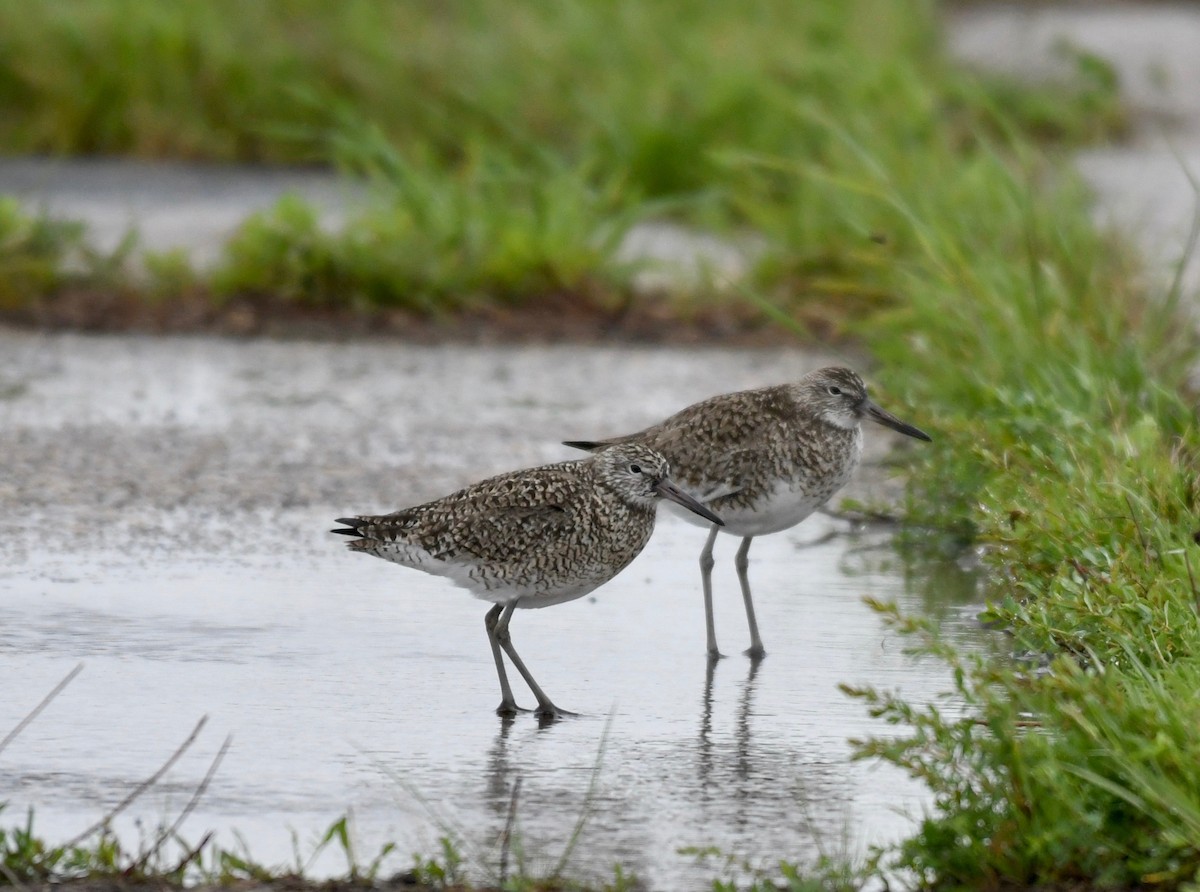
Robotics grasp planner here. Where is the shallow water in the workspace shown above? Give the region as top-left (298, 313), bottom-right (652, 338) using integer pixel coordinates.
top-left (0, 332), bottom-right (983, 889)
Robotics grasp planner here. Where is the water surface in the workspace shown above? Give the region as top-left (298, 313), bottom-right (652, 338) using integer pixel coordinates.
top-left (0, 332), bottom-right (982, 889)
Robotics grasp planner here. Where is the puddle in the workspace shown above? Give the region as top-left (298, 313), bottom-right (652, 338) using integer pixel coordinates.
top-left (0, 331), bottom-right (985, 889)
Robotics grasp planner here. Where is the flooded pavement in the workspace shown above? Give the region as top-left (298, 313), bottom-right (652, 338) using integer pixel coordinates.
top-left (0, 331), bottom-right (984, 889)
top-left (948, 2), bottom-right (1200, 293)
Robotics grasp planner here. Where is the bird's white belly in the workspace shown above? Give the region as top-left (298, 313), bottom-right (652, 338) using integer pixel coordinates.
top-left (722, 484), bottom-right (831, 535)
top-left (445, 560), bottom-right (608, 608)
top-left (663, 479), bottom-right (837, 537)
top-left (362, 541), bottom-right (605, 607)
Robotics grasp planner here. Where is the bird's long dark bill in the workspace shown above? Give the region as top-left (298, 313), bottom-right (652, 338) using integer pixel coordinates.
top-left (865, 400), bottom-right (932, 441)
top-left (654, 479), bottom-right (725, 526)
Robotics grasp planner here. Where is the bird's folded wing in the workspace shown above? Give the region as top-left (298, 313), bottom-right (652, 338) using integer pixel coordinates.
top-left (692, 481), bottom-right (742, 503)
top-left (451, 499), bottom-right (574, 562)
top-left (678, 444), bottom-right (767, 503)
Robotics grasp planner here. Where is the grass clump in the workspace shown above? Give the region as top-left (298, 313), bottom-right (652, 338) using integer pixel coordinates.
top-left (214, 145), bottom-right (642, 313)
top-left (0, 805), bottom-right (413, 889)
top-left (850, 610), bottom-right (1200, 888)
top-left (730, 74), bottom-right (1200, 885)
top-left (0, 809), bottom-right (131, 885)
top-left (0, 198), bottom-right (85, 309)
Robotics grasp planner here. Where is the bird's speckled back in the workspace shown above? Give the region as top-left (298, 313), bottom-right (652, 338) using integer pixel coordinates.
top-left (596, 377), bottom-right (863, 515)
top-left (345, 446), bottom-right (665, 605)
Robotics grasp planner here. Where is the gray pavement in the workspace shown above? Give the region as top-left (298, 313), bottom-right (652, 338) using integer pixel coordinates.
top-left (0, 157), bottom-right (752, 290)
top-left (0, 157), bottom-right (354, 268)
top-left (948, 2), bottom-right (1200, 292)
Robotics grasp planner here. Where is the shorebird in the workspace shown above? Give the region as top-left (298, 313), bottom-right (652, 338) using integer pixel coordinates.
top-left (564, 366), bottom-right (931, 660)
top-left (333, 442), bottom-right (723, 719)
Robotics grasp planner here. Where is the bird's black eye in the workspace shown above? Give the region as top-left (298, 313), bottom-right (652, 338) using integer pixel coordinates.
top-left (629, 464), bottom-right (642, 474)
top-left (828, 385), bottom-right (842, 395)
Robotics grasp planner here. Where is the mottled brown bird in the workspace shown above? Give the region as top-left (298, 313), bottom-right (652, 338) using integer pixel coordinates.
top-left (564, 366), bottom-right (930, 660)
top-left (333, 442), bottom-right (722, 720)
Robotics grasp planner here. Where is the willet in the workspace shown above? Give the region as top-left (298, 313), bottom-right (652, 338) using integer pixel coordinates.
top-left (334, 442), bottom-right (723, 719)
top-left (564, 367), bottom-right (931, 659)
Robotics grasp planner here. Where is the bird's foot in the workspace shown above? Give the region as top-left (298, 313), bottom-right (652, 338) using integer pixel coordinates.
top-left (495, 700), bottom-right (532, 717)
top-left (743, 645), bottom-right (766, 660)
top-left (533, 703), bottom-right (578, 725)
top-left (707, 649), bottom-right (727, 663)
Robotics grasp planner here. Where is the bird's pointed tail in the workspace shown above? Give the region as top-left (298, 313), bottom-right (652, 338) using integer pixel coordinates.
top-left (331, 516), bottom-right (366, 537)
top-left (562, 440), bottom-right (605, 452)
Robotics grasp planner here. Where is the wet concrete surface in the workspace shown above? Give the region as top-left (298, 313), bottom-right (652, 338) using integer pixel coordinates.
top-left (948, 2), bottom-right (1200, 293)
top-left (0, 157), bottom-right (356, 269)
top-left (0, 157), bottom-right (751, 292)
top-left (0, 331), bottom-right (982, 888)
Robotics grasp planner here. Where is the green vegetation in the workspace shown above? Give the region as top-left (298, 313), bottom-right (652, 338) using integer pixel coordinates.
top-left (0, 1), bottom-right (1121, 167)
top-left (0, 805), bottom-right (414, 889)
top-left (213, 151), bottom-right (641, 313)
top-left (0, 807), bottom-right (266, 887)
top-left (206, 0), bottom-right (1122, 314)
top-left (0, 198), bottom-right (85, 309)
top-left (6, 0), bottom-right (1200, 889)
top-left (0, 0), bottom-right (1123, 316)
top-left (773, 99), bottom-right (1200, 885)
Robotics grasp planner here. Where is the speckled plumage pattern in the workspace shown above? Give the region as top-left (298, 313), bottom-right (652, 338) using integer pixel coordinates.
top-left (565, 367), bottom-right (931, 659)
top-left (342, 449), bottom-right (661, 607)
top-left (572, 369), bottom-right (869, 535)
top-left (334, 441), bottom-right (721, 719)
top-left (620, 383), bottom-right (862, 534)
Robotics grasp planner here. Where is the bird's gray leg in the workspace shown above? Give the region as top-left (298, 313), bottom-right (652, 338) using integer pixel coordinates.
top-left (700, 524), bottom-right (723, 661)
top-left (494, 601), bottom-right (575, 720)
top-left (485, 603), bottom-right (527, 716)
top-left (735, 536), bottom-right (765, 659)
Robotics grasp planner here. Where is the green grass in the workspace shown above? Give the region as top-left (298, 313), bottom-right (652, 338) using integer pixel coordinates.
top-left (0, 1), bottom-right (1122, 169)
top-left (847, 610), bottom-right (1200, 888)
top-left (213, 145), bottom-right (645, 313)
top-left (736, 83), bottom-right (1200, 886)
top-left (0, 808), bottom-right (852, 892)
top-left (203, 0), bottom-right (1122, 314)
top-left (0, 806), bottom-right (408, 888)
top-left (0, 0), bottom-right (1125, 316)
top-left (0, 198), bottom-right (86, 309)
